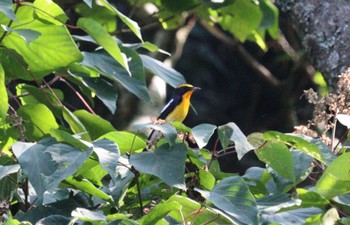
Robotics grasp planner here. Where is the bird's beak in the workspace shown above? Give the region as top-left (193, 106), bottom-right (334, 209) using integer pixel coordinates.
top-left (192, 86), bottom-right (201, 91)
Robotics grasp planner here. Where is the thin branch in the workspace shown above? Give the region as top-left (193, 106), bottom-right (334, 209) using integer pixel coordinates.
top-left (200, 20), bottom-right (280, 87)
top-left (334, 128), bottom-right (350, 153)
top-left (59, 77), bottom-right (96, 115)
top-left (207, 138), bottom-right (220, 169)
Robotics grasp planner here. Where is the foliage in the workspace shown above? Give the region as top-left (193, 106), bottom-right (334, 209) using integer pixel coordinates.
top-left (0, 0), bottom-right (349, 225)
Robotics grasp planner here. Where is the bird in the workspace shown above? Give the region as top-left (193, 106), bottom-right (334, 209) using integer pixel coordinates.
top-left (147, 83), bottom-right (200, 148)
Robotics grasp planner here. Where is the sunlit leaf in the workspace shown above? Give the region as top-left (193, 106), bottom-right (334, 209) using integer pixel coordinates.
top-left (0, 63), bottom-right (8, 124)
top-left (99, 131), bottom-right (146, 155)
top-left (192, 123), bottom-right (216, 149)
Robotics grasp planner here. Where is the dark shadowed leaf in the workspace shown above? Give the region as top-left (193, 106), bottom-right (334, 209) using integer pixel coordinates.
top-left (196, 176), bottom-right (258, 225)
top-left (192, 123), bottom-right (216, 149)
top-left (133, 123), bottom-right (177, 146)
top-left (36, 215), bottom-right (71, 225)
top-left (130, 143), bottom-right (187, 189)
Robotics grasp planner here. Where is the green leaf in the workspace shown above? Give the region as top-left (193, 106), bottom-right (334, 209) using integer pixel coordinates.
top-left (72, 208), bottom-right (106, 222)
top-left (141, 201), bottom-right (181, 225)
top-left (196, 176), bottom-right (258, 225)
top-left (81, 50), bottom-right (150, 102)
top-left (62, 107), bottom-right (91, 141)
top-left (310, 139), bottom-right (336, 165)
top-left (259, 0), bottom-right (279, 39)
top-left (0, 0), bottom-right (17, 21)
top-left (315, 152), bottom-right (350, 199)
top-left (133, 123), bottom-right (177, 146)
top-left (74, 110), bottom-right (116, 140)
top-left (260, 207), bottom-right (323, 225)
top-left (130, 143), bottom-right (187, 189)
top-left (255, 141), bottom-right (296, 182)
top-left (167, 195), bottom-right (233, 224)
top-left (2, 6), bottom-right (82, 77)
top-left (199, 169), bottom-right (215, 190)
top-left (17, 103), bottom-right (59, 140)
top-left (33, 0), bottom-right (68, 24)
top-left (50, 129), bottom-right (89, 150)
top-left (218, 122), bottom-right (253, 159)
top-left (296, 188), bottom-right (329, 210)
top-left (99, 131), bottom-right (146, 155)
top-left (264, 131), bottom-right (325, 164)
top-left (216, 0), bottom-right (263, 42)
top-left (77, 17), bottom-right (129, 72)
top-left (291, 150), bottom-right (313, 183)
top-left (74, 74), bottom-right (118, 114)
top-left (12, 138), bottom-right (93, 202)
top-left (65, 176), bottom-right (112, 201)
top-left (93, 139), bottom-right (120, 183)
top-left (0, 48), bottom-right (32, 80)
top-left (192, 123), bottom-right (216, 149)
top-left (1, 26), bottom-right (41, 44)
top-left (36, 215), bottom-right (71, 225)
top-left (0, 164), bottom-right (20, 180)
top-left (0, 63), bottom-right (8, 124)
top-left (257, 193), bottom-right (299, 214)
top-left (75, 2), bottom-right (117, 32)
top-left (140, 54), bottom-right (186, 87)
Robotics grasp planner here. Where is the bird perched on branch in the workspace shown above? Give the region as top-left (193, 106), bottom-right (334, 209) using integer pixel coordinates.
top-left (147, 83), bottom-right (200, 148)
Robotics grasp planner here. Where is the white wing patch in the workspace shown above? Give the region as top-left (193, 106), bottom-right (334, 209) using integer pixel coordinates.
top-left (160, 99), bottom-right (174, 114)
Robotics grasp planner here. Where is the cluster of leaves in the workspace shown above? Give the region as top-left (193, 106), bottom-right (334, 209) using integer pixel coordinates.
top-left (1, 0), bottom-right (350, 225)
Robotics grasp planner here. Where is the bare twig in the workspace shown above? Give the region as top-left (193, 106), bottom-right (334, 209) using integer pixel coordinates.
top-left (200, 20), bottom-right (280, 87)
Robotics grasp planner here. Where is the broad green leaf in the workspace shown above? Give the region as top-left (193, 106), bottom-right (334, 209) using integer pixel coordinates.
top-left (315, 152), bottom-right (350, 199)
top-left (167, 195), bottom-right (233, 224)
top-left (72, 208), bottom-right (106, 222)
top-left (130, 143), bottom-right (187, 189)
top-left (140, 201), bottom-right (181, 225)
top-left (259, 0), bottom-right (279, 39)
top-left (1, 26), bottom-right (41, 44)
top-left (49, 129), bottom-right (89, 150)
top-left (15, 198), bottom-right (86, 224)
top-left (74, 110), bottom-right (116, 140)
top-left (196, 176), bottom-right (258, 225)
top-left (12, 138), bottom-right (93, 202)
top-left (75, 2), bottom-right (117, 32)
top-left (140, 54), bottom-right (186, 87)
top-left (75, 74), bottom-right (118, 114)
top-left (0, 63), bottom-right (8, 124)
top-left (192, 123), bottom-right (216, 149)
top-left (256, 141), bottom-right (296, 182)
top-left (81, 50), bottom-right (150, 102)
top-left (77, 17), bottom-right (129, 72)
top-left (216, 0), bottom-right (263, 42)
top-left (291, 150), bottom-right (313, 183)
top-left (97, 0), bottom-right (142, 41)
top-left (99, 131), bottom-right (146, 155)
top-left (17, 103), bottom-right (59, 140)
top-left (2, 6), bottom-right (82, 77)
top-left (0, 48), bottom-right (32, 80)
top-left (218, 122), bottom-right (253, 159)
top-left (133, 122), bottom-right (177, 146)
top-left (260, 207), bottom-right (323, 225)
top-left (3, 218), bottom-right (31, 225)
top-left (33, 0), bottom-right (68, 24)
top-left (0, 0), bottom-right (16, 21)
top-left (257, 193), bottom-right (301, 216)
top-left (65, 176), bottom-right (112, 202)
top-left (92, 139), bottom-right (120, 182)
top-left (62, 107), bottom-right (91, 141)
top-left (310, 139), bottom-right (336, 165)
top-left (296, 188), bottom-right (329, 210)
top-left (36, 215), bottom-right (71, 225)
top-left (199, 169), bottom-right (215, 190)
top-left (73, 157), bottom-right (107, 187)
top-left (0, 164), bottom-right (20, 180)
top-left (171, 121), bottom-right (191, 133)
top-left (264, 131), bottom-right (325, 164)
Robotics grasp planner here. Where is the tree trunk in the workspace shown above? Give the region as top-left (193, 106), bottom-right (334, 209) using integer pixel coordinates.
top-left (276, 0), bottom-right (350, 88)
